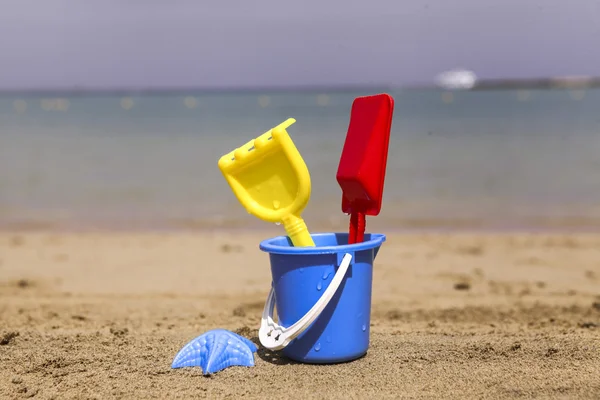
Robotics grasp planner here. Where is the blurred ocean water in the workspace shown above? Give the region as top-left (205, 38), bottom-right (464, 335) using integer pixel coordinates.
top-left (1, 88), bottom-right (599, 232)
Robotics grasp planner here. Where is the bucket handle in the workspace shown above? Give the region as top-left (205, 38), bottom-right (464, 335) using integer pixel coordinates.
top-left (258, 252), bottom-right (352, 350)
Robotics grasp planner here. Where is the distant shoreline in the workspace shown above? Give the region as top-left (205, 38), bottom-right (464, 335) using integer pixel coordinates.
top-left (410, 77), bottom-right (600, 91)
top-left (1, 77), bottom-right (599, 96)
top-left (468, 77), bottom-right (600, 91)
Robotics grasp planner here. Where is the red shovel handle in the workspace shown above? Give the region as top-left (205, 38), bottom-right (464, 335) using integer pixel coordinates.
top-left (348, 211), bottom-right (366, 244)
top-left (349, 212), bottom-right (357, 244)
top-left (356, 212), bottom-right (365, 243)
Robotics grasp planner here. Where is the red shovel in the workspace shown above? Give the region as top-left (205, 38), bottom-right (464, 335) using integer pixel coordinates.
top-left (336, 93), bottom-right (394, 244)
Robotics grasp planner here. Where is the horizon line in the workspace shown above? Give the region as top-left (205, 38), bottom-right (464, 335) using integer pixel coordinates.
top-left (0, 83), bottom-right (399, 96)
top-left (1, 76), bottom-right (599, 96)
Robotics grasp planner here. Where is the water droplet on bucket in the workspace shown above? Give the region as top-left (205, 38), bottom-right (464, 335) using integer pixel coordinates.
top-left (362, 324), bottom-right (367, 332)
top-left (316, 282), bottom-right (322, 291)
top-left (272, 200), bottom-right (280, 209)
top-left (322, 271), bottom-right (330, 280)
top-left (314, 343), bottom-right (321, 352)
top-left (326, 336), bottom-right (332, 343)
top-left (299, 268), bottom-right (304, 273)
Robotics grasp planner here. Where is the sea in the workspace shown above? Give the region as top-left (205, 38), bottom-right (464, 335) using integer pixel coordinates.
top-left (1, 87), bottom-right (599, 232)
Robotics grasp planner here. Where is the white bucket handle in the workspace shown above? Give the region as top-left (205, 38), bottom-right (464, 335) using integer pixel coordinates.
top-left (258, 252), bottom-right (353, 350)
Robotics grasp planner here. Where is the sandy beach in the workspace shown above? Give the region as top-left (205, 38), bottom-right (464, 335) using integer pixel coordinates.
top-left (1, 229), bottom-right (599, 399)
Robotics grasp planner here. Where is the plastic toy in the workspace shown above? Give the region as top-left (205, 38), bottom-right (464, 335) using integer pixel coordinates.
top-left (218, 118), bottom-right (315, 247)
top-left (336, 94), bottom-right (394, 244)
top-left (171, 329), bottom-right (257, 375)
top-left (204, 95), bottom-right (391, 366)
top-left (258, 232), bottom-right (386, 363)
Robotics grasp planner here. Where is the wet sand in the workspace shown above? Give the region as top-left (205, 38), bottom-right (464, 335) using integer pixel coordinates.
top-left (0, 229), bottom-right (599, 399)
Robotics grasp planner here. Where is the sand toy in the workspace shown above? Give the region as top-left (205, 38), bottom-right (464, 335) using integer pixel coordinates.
top-left (210, 96), bottom-right (391, 365)
top-left (258, 232), bottom-right (386, 363)
top-left (218, 118), bottom-right (315, 247)
top-left (171, 329), bottom-right (257, 375)
top-left (336, 94), bottom-right (394, 243)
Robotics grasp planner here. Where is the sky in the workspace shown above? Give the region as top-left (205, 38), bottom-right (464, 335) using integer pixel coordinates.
top-left (1, 0), bottom-right (599, 90)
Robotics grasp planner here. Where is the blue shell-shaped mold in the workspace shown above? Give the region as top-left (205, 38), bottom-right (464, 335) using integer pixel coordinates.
top-left (171, 329), bottom-right (258, 375)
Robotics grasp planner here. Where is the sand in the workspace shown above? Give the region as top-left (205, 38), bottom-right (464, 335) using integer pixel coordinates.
top-left (0, 229), bottom-right (599, 399)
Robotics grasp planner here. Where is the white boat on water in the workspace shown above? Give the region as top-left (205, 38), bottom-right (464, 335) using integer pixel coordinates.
top-left (436, 69), bottom-right (477, 90)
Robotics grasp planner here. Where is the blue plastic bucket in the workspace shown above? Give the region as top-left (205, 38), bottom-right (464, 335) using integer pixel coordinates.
top-left (259, 232), bottom-right (386, 364)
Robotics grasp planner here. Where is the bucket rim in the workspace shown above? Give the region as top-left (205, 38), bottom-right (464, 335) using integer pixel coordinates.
top-left (259, 232), bottom-right (386, 255)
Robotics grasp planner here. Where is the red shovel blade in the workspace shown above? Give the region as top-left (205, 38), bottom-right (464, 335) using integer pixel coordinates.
top-left (336, 93), bottom-right (394, 243)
